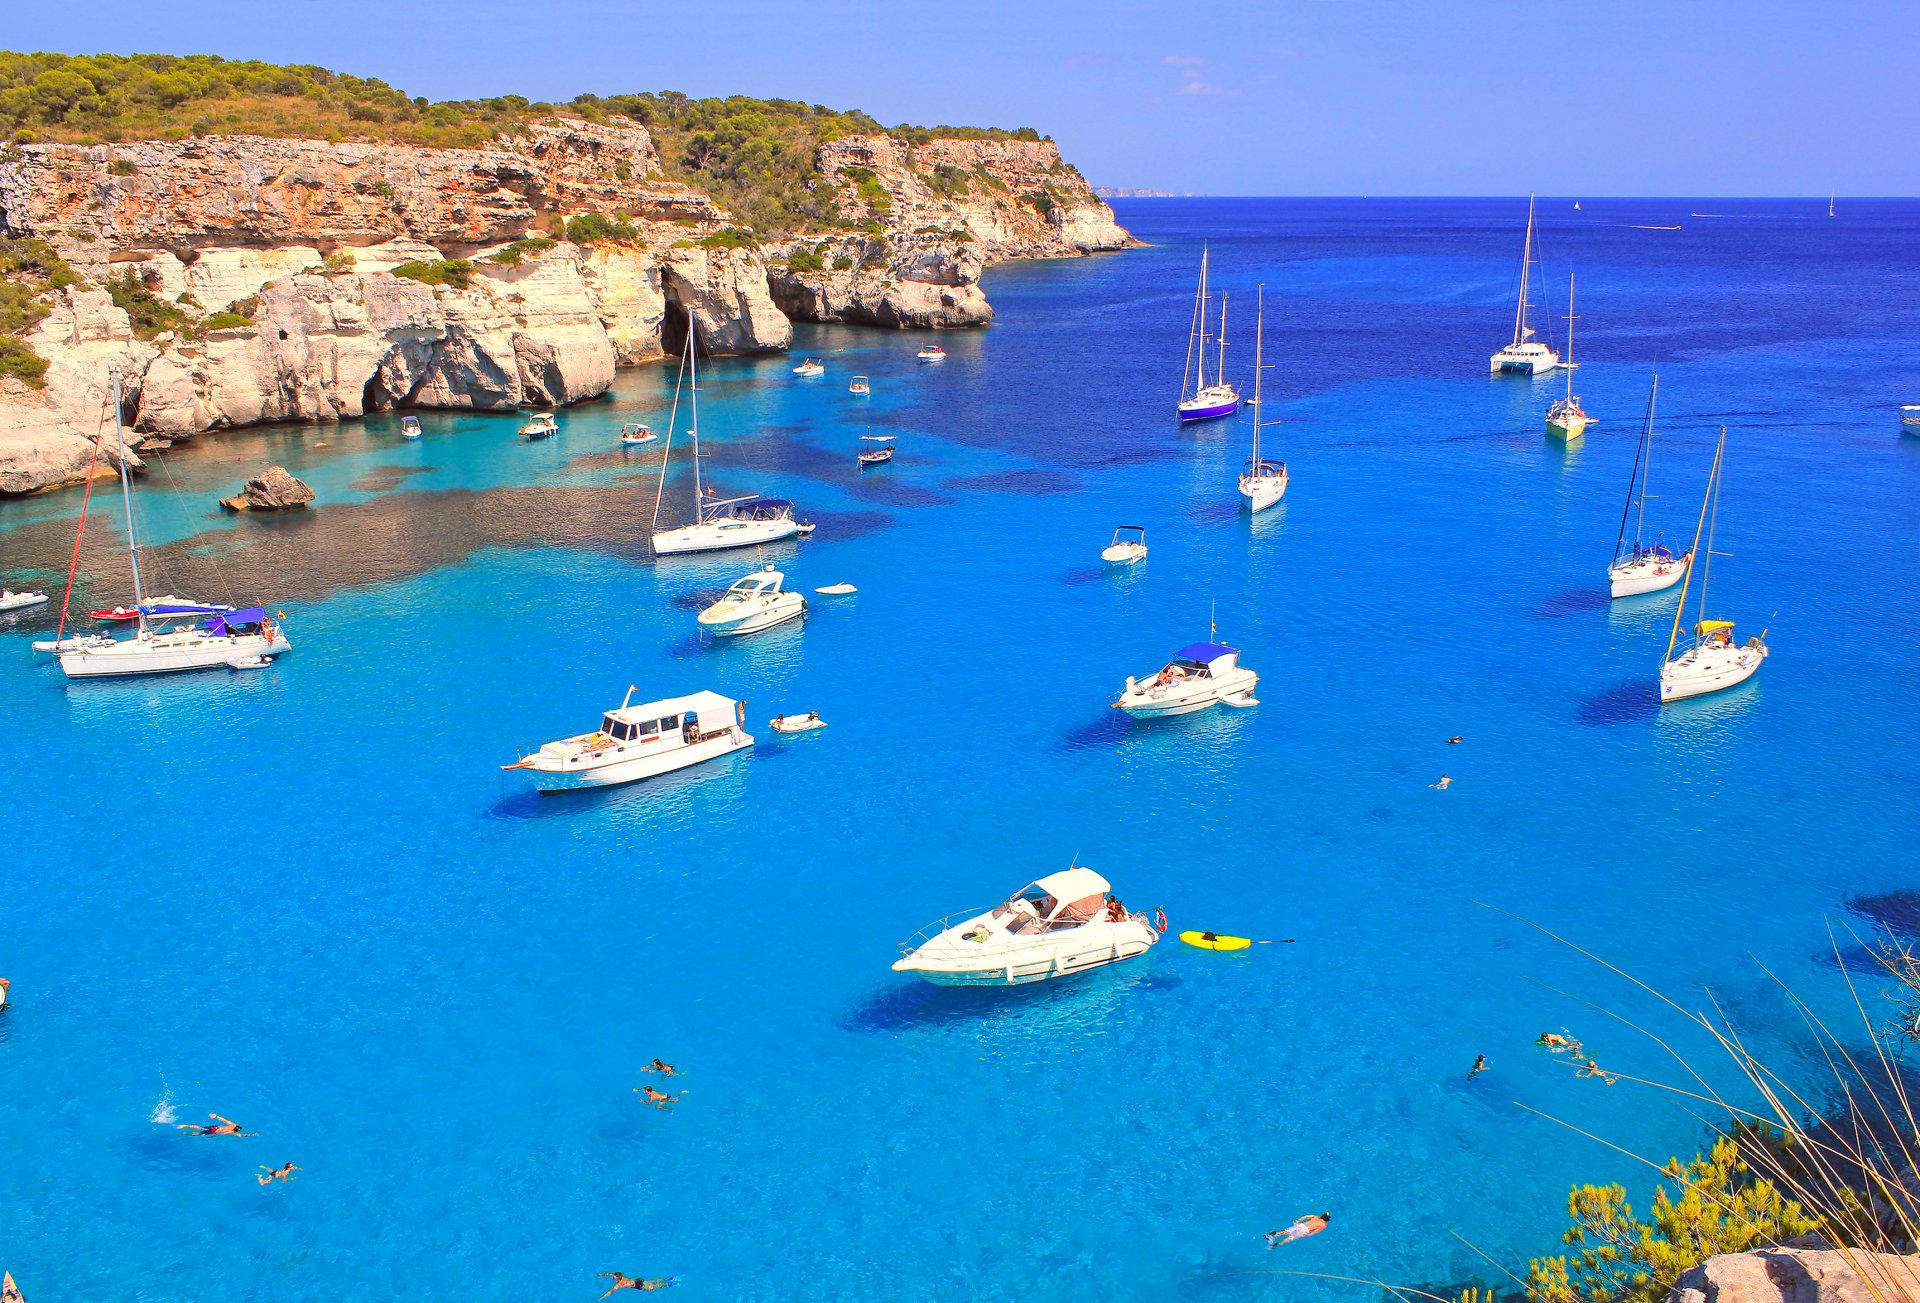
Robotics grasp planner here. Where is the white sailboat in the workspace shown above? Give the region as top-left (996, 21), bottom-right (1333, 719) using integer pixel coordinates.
top-left (1490, 195), bottom-right (1561, 375)
top-left (1607, 374), bottom-right (1690, 598)
top-left (1659, 427), bottom-right (1768, 703)
top-left (1238, 284), bottom-right (1288, 511)
top-left (1544, 272), bottom-right (1589, 440)
top-left (57, 373), bottom-right (291, 679)
top-left (1177, 247), bottom-right (1240, 422)
top-left (649, 328), bottom-right (806, 557)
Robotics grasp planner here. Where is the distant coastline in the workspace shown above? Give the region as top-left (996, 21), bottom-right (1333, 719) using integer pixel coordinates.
top-left (1095, 187), bottom-right (1191, 198)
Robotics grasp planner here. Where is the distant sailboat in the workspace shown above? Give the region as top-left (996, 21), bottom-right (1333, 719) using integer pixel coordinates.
top-left (1658, 427), bottom-right (1768, 702)
top-left (1544, 272), bottom-right (1589, 440)
top-left (1238, 285), bottom-right (1288, 512)
top-left (1574, 200), bottom-right (1582, 210)
top-left (1606, 374), bottom-right (1689, 598)
top-left (1177, 247), bottom-right (1240, 422)
top-left (1829, 189), bottom-right (1835, 218)
top-left (1490, 195), bottom-right (1561, 375)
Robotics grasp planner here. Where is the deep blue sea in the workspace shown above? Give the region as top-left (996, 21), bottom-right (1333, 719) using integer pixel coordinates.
top-left (3, 197), bottom-right (1919, 1302)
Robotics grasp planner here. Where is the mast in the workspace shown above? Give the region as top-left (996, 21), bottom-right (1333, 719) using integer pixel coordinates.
top-left (1250, 285), bottom-right (1264, 467)
top-left (1180, 247), bottom-right (1207, 402)
top-left (1216, 293), bottom-right (1229, 391)
top-left (1563, 271), bottom-right (1576, 401)
top-left (110, 370), bottom-right (149, 635)
top-left (649, 332), bottom-right (692, 530)
top-left (1698, 426), bottom-right (1726, 627)
top-left (1611, 374), bottom-right (1656, 565)
top-left (687, 321), bottom-right (704, 518)
top-left (1512, 194), bottom-right (1536, 347)
top-left (1664, 428), bottom-right (1724, 663)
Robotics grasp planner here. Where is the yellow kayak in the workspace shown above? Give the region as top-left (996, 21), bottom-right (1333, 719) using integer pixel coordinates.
top-left (1179, 930), bottom-right (1252, 951)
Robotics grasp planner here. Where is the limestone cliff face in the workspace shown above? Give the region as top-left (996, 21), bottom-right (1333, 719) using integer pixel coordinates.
top-left (1667, 1246), bottom-right (1920, 1303)
top-left (766, 134), bottom-right (1133, 330)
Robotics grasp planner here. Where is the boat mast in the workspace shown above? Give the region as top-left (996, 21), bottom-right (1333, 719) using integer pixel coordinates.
top-left (109, 369), bottom-right (149, 635)
top-left (1563, 272), bottom-right (1576, 401)
top-left (1664, 428), bottom-right (1723, 663)
top-left (649, 332), bottom-right (692, 530)
top-left (1698, 426), bottom-right (1726, 627)
top-left (687, 321), bottom-right (704, 519)
top-left (1512, 194), bottom-right (1536, 347)
top-left (1181, 247), bottom-right (1207, 402)
top-left (1250, 285), bottom-right (1264, 467)
top-left (1636, 373), bottom-right (1657, 548)
top-left (1216, 293), bottom-right (1229, 391)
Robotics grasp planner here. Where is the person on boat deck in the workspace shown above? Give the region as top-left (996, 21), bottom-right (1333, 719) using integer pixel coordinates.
top-left (599, 1271), bottom-right (676, 1295)
top-left (1105, 896), bottom-right (1129, 922)
top-left (1267, 1213), bottom-right (1332, 1247)
top-left (179, 1114), bottom-right (257, 1137)
top-left (644, 1059), bottom-right (678, 1076)
top-left (1712, 628), bottom-right (1733, 647)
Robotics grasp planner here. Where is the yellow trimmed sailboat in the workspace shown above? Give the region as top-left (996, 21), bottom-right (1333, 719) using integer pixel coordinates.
top-left (1659, 427), bottom-right (1768, 703)
top-left (1544, 272), bottom-right (1589, 440)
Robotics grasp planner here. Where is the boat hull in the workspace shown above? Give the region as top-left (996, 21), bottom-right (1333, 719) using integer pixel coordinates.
top-left (1545, 413), bottom-right (1589, 440)
top-left (1178, 398), bottom-right (1239, 423)
top-left (699, 594), bottom-right (806, 636)
top-left (519, 729), bottom-right (753, 792)
top-left (1239, 473), bottom-right (1287, 512)
top-left (653, 518), bottom-right (800, 556)
top-left (1116, 666), bottom-right (1260, 718)
top-left (59, 630), bottom-right (291, 679)
top-left (1660, 642), bottom-right (1767, 703)
top-left (1491, 346), bottom-right (1560, 375)
top-left (897, 919), bottom-right (1159, 986)
top-left (1609, 555), bottom-right (1689, 598)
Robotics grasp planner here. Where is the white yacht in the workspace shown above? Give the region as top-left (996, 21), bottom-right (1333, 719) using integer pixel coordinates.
top-left (1101, 525), bottom-right (1148, 565)
top-left (0, 589), bottom-right (49, 613)
top-left (1113, 640), bottom-right (1259, 717)
top-left (792, 357), bottom-right (825, 377)
top-left (1238, 285), bottom-right (1288, 511)
top-left (1660, 428), bottom-right (1768, 703)
top-left (916, 344), bottom-right (947, 362)
top-left (892, 866), bottom-right (1161, 986)
top-left (400, 415), bottom-right (422, 440)
top-left (620, 422), bottom-right (656, 446)
top-left (696, 567), bottom-right (807, 636)
top-left (502, 687), bottom-right (752, 792)
top-left (650, 330), bottom-right (808, 556)
top-left (1608, 374), bottom-right (1690, 598)
top-left (1544, 272), bottom-right (1590, 439)
top-left (1178, 246), bottom-right (1240, 422)
top-left (1901, 404), bottom-right (1920, 433)
top-left (519, 412), bottom-right (558, 439)
top-left (1491, 195), bottom-right (1561, 375)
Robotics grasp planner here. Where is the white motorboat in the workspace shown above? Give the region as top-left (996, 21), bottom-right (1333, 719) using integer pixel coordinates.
top-left (649, 329), bottom-right (808, 556)
top-left (1660, 427), bottom-right (1768, 703)
top-left (892, 866), bottom-right (1161, 986)
top-left (814, 582), bottom-right (857, 595)
top-left (1101, 525), bottom-right (1148, 565)
top-left (770, 713), bottom-right (827, 733)
top-left (1491, 195), bottom-right (1562, 375)
top-left (793, 357), bottom-right (825, 377)
top-left (1113, 639), bottom-right (1259, 717)
top-left (620, 421), bottom-right (657, 446)
top-left (1239, 285), bottom-right (1288, 511)
top-left (0, 589), bottom-right (49, 613)
top-left (696, 567), bottom-right (807, 636)
top-left (400, 415), bottom-right (422, 440)
top-left (503, 687), bottom-right (752, 792)
top-left (857, 433), bottom-right (895, 467)
top-left (519, 412), bottom-right (558, 439)
top-left (1544, 272), bottom-right (1589, 440)
top-left (916, 344), bottom-right (946, 362)
top-left (1608, 374), bottom-right (1690, 598)
top-left (1901, 404), bottom-right (1920, 433)
top-left (849, 375), bottom-right (871, 395)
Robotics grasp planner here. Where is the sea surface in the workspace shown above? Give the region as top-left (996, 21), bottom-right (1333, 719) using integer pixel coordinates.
top-left (3, 197), bottom-right (1919, 1302)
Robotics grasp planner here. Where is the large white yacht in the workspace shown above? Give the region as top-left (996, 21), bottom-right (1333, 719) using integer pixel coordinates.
top-left (892, 866), bottom-right (1161, 986)
top-left (1490, 195), bottom-right (1562, 375)
top-left (503, 687), bottom-right (753, 792)
top-left (1113, 640), bottom-right (1259, 717)
top-left (696, 567), bottom-right (807, 636)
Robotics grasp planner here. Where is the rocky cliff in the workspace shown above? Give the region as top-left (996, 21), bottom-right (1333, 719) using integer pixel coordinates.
top-left (1668, 1246), bottom-right (1920, 1303)
top-left (0, 115), bottom-right (1127, 494)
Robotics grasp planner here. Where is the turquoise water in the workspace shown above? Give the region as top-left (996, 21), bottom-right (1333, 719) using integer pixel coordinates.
top-left (3, 198), bottom-right (1919, 1301)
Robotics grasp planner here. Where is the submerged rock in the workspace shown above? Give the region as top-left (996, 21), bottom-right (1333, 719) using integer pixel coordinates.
top-left (222, 466), bottom-right (315, 512)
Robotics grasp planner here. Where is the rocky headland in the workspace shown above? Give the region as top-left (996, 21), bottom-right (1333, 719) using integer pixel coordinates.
top-left (0, 111), bottom-right (1128, 495)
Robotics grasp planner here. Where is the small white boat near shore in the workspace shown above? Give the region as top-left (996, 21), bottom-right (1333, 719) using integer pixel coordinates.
top-left (696, 567), bottom-right (807, 636)
top-left (620, 421), bottom-right (657, 446)
top-left (400, 415), bottom-right (422, 440)
top-left (916, 344), bottom-right (946, 362)
top-left (893, 866), bottom-right (1161, 986)
top-left (793, 357), bottom-right (825, 377)
top-left (1113, 640), bottom-right (1259, 717)
top-left (519, 412), bottom-right (558, 439)
top-left (503, 687), bottom-right (752, 792)
top-left (0, 588), bottom-right (49, 613)
top-left (1101, 525), bottom-right (1148, 565)
top-left (770, 713), bottom-right (827, 733)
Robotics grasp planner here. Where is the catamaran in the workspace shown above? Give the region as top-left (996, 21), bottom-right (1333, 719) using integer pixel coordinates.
top-left (892, 865), bottom-right (1162, 986)
top-left (1239, 285), bottom-right (1288, 511)
top-left (1544, 272), bottom-right (1590, 439)
top-left (1607, 375), bottom-right (1689, 598)
top-left (649, 329), bottom-right (807, 556)
top-left (1178, 246), bottom-right (1240, 422)
top-left (1659, 427), bottom-right (1768, 703)
top-left (1491, 195), bottom-right (1561, 375)
top-left (503, 687), bottom-right (753, 792)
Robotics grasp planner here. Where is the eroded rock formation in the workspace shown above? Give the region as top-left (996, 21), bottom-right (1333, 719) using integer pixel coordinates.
top-left (1668, 1246), bottom-right (1920, 1303)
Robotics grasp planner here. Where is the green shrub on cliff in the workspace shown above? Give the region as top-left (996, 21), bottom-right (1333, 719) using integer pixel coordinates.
top-left (389, 259), bottom-right (474, 289)
top-left (564, 212), bottom-right (638, 244)
top-left (697, 227), bottom-right (755, 251)
top-left (199, 310), bottom-right (254, 331)
top-left (104, 268), bottom-right (193, 339)
top-left (785, 248), bottom-right (824, 273)
top-left (485, 236), bottom-right (556, 265)
top-left (0, 335), bottom-right (49, 387)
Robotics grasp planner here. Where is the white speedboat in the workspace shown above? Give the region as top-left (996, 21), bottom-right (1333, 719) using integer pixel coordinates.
top-left (1901, 404), bottom-right (1920, 433)
top-left (1177, 246), bottom-right (1240, 421)
top-left (770, 713), bottom-right (827, 733)
top-left (793, 358), bottom-right (825, 377)
top-left (849, 376), bottom-right (871, 395)
top-left (892, 866), bottom-right (1161, 986)
top-left (1101, 525), bottom-right (1148, 565)
top-left (1544, 273), bottom-right (1589, 439)
top-left (1239, 286), bottom-right (1289, 511)
top-left (916, 344), bottom-right (946, 362)
top-left (1113, 640), bottom-right (1259, 717)
top-left (1659, 428), bottom-right (1768, 703)
top-left (857, 434), bottom-right (895, 467)
top-left (503, 687), bottom-right (752, 792)
top-left (696, 567), bottom-right (807, 636)
top-left (814, 582), bottom-right (857, 595)
top-left (1491, 195), bottom-right (1562, 375)
top-left (519, 412), bottom-right (558, 439)
top-left (620, 422), bottom-right (657, 446)
top-left (1608, 374), bottom-right (1690, 598)
top-left (0, 589), bottom-right (49, 613)
top-left (400, 415), bottom-right (422, 440)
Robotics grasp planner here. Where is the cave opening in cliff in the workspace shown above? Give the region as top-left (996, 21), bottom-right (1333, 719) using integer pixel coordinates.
top-left (660, 299), bottom-right (694, 357)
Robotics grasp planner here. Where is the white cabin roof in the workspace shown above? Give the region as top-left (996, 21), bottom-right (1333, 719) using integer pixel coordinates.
top-left (609, 689), bottom-right (739, 723)
top-left (1030, 867), bottom-right (1112, 902)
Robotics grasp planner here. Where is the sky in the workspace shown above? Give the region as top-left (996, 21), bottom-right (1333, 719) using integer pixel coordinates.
top-left (12, 0), bottom-right (1919, 195)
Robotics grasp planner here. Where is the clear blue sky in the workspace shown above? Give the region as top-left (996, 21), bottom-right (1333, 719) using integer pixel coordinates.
top-left (14, 0), bottom-right (1918, 195)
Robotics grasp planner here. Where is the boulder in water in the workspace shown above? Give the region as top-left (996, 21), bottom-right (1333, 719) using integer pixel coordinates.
top-left (221, 465), bottom-right (315, 512)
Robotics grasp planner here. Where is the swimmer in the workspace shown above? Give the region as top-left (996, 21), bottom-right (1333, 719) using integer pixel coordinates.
top-left (643, 1059), bottom-right (678, 1076)
top-left (599, 1271), bottom-right (677, 1295)
top-left (0, 976), bottom-right (10, 1007)
top-left (1430, 774), bottom-right (1453, 790)
top-left (1446, 736), bottom-right (1464, 745)
top-left (178, 1113), bottom-right (257, 1137)
top-left (635, 1085), bottom-right (685, 1109)
top-left (1266, 1212), bottom-right (1332, 1248)
top-left (1576, 1060), bottom-right (1619, 1085)
top-left (1469, 1054), bottom-right (1488, 1077)
top-left (1536, 1031), bottom-right (1584, 1056)
top-left (257, 1162), bottom-right (300, 1186)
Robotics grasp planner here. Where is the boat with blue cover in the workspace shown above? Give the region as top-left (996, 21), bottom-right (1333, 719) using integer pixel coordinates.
top-left (1113, 640), bottom-right (1259, 717)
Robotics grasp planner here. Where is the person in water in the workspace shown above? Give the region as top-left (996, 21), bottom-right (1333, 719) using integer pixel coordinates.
top-left (1446, 736), bottom-right (1463, 745)
top-left (1536, 1031), bottom-right (1583, 1056)
top-left (1469, 1054), bottom-right (1488, 1077)
top-left (636, 1085), bottom-right (685, 1109)
top-left (598, 1271), bottom-right (676, 1295)
top-left (1267, 1213), bottom-right (1332, 1247)
top-left (643, 1059), bottom-right (678, 1076)
top-left (257, 1162), bottom-right (300, 1186)
top-left (1430, 774), bottom-right (1453, 790)
top-left (1576, 1059), bottom-right (1619, 1085)
top-left (0, 976), bottom-right (10, 1008)
top-left (179, 1114), bottom-right (257, 1137)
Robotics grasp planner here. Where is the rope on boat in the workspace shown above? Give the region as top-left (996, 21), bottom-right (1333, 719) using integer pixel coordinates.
top-left (53, 398), bottom-right (110, 647)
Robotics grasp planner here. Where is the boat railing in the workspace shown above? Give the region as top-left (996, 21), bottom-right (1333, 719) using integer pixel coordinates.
top-left (898, 907), bottom-right (996, 955)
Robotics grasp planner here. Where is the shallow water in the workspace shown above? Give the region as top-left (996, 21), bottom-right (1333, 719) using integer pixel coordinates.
top-left (2, 197), bottom-right (1919, 1302)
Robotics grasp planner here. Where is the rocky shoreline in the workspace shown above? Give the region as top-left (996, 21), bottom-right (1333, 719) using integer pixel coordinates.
top-left (0, 116), bottom-right (1130, 495)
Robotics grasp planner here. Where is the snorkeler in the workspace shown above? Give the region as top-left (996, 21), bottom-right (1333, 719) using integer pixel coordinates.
top-left (1266, 1212), bottom-right (1332, 1247)
top-left (1446, 736), bottom-right (1463, 745)
top-left (1469, 1054), bottom-right (1488, 1077)
top-left (178, 1114), bottom-right (257, 1137)
top-left (1576, 1060), bottom-right (1619, 1085)
top-left (257, 1162), bottom-right (300, 1186)
top-left (1536, 1031), bottom-right (1583, 1056)
top-left (599, 1271), bottom-right (676, 1295)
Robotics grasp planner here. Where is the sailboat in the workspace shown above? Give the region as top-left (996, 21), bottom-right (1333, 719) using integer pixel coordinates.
top-left (1607, 374), bottom-right (1690, 598)
top-left (649, 328), bottom-right (806, 557)
top-left (1544, 272), bottom-right (1589, 440)
top-left (1829, 190), bottom-right (1836, 218)
top-left (1177, 247), bottom-right (1240, 422)
top-left (57, 373), bottom-right (291, 678)
top-left (1490, 195), bottom-right (1561, 375)
top-left (1238, 284), bottom-right (1288, 512)
top-left (1658, 427), bottom-right (1767, 703)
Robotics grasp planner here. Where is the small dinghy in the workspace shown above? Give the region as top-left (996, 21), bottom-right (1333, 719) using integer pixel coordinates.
top-left (796, 521), bottom-right (817, 536)
top-left (792, 358), bottom-right (825, 377)
top-left (619, 421), bottom-right (657, 446)
top-left (0, 588), bottom-right (50, 613)
top-left (770, 713), bottom-right (827, 734)
top-left (400, 415), bottom-right (423, 440)
top-left (814, 582), bottom-right (858, 595)
top-left (916, 344), bottom-right (947, 363)
top-left (89, 605), bottom-right (141, 622)
top-left (226, 654), bottom-right (270, 670)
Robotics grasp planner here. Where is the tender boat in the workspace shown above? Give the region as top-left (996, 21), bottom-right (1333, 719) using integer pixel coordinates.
top-left (226, 654), bottom-right (270, 670)
top-left (620, 421), bottom-right (657, 446)
top-left (892, 866), bottom-right (1161, 986)
top-left (400, 415), bottom-right (422, 440)
top-left (1660, 428), bottom-right (1768, 703)
top-left (770, 713), bottom-right (827, 733)
top-left (1238, 285), bottom-right (1288, 511)
top-left (793, 358), bottom-right (825, 377)
top-left (1544, 272), bottom-right (1590, 439)
top-left (857, 434), bottom-right (896, 467)
top-left (88, 605), bottom-right (141, 622)
top-left (1608, 374), bottom-right (1690, 598)
top-left (1902, 404), bottom-right (1920, 433)
top-left (1101, 525), bottom-right (1148, 565)
top-left (916, 344), bottom-right (946, 362)
top-left (519, 412), bottom-right (558, 439)
top-left (696, 567), bottom-right (807, 636)
top-left (1113, 640), bottom-right (1259, 717)
top-left (504, 687), bottom-right (752, 792)
top-left (849, 375), bottom-right (871, 395)
top-left (1178, 245), bottom-right (1240, 422)
top-left (1491, 195), bottom-right (1562, 375)
top-left (0, 589), bottom-right (49, 613)
top-left (814, 582), bottom-right (858, 595)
